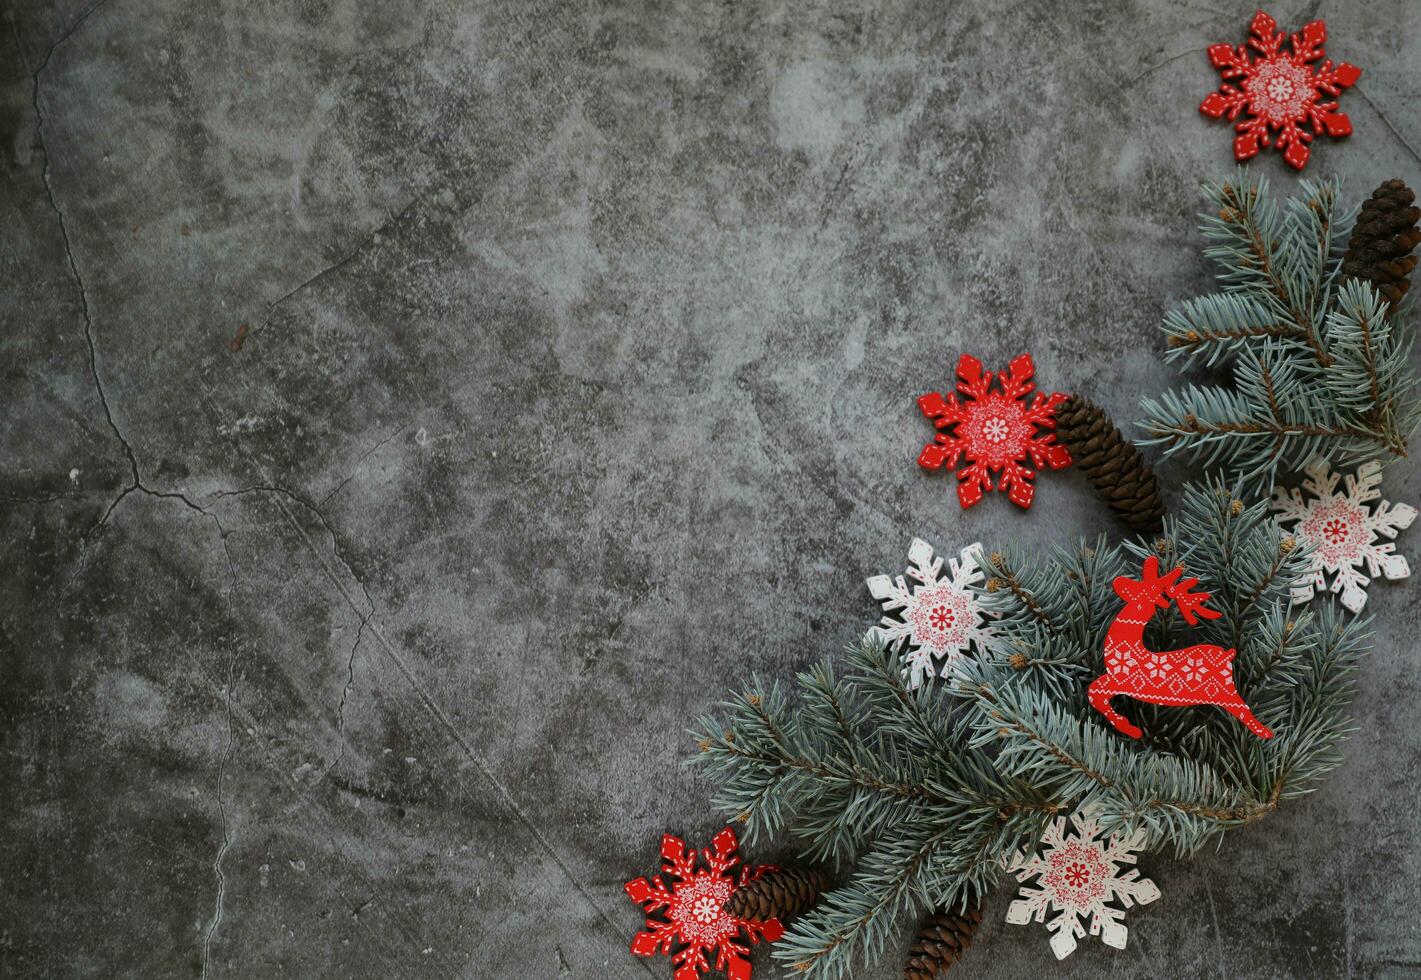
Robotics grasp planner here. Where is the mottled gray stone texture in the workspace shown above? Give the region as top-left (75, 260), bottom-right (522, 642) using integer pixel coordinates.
top-left (3, 1), bottom-right (1420, 977)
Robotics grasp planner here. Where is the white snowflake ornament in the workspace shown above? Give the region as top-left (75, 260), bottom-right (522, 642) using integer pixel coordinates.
top-left (1005, 809), bottom-right (1160, 960)
top-left (1271, 459), bottom-right (1416, 614)
top-left (865, 538), bottom-right (995, 688)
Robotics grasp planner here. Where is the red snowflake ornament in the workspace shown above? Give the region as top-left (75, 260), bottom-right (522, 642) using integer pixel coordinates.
top-left (1199, 10), bottom-right (1361, 170)
top-left (917, 353), bottom-right (1070, 510)
top-left (624, 827), bottom-right (783, 980)
top-left (1088, 557), bottom-right (1273, 740)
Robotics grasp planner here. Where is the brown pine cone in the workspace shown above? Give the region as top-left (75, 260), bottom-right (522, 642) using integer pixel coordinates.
top-left (1055, 395), bottom-right (1165, 535)
top-left (725, 867), bottom-right (828, 922)
top-left (904, 904), bottom-right (983, 979)
top-left (1341, 179), bottom-right (1421, 305)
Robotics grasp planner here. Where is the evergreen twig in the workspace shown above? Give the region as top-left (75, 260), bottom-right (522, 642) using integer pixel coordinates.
top-left (1139, 173), bottom-right (1419, 486)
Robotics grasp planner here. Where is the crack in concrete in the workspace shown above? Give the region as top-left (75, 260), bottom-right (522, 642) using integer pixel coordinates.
top-left (211, 483), bottom-right (376, 615)
top-left (32, 2), bottom-right (241, 588)
top-left (32, 0), bottom-right (136, 498)
top-left (336, 615), bottom-right (368, 742)
top-left (250, 192), bottom-right (429, 341)
top-left (1355, 85), bottom-right (1421, 168)
top-left (207, 480), bottom-right (654, 976)
top-left (1124, 46), bottom-right (1208, 89)
top-left (316, 421), bottom-right (411, 509)
top-left (321, 611), bottom-right (370, 784)
top-left (201, 641), bottom-right (239, 980)
top-left (28, 0), bottom-right (110, 77)
top-left (210, 483), bottom-right (378, 788)
top-left (90, 483), bottom-right (238, 588)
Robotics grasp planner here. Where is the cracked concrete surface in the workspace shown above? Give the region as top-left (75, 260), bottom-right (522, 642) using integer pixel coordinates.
top-left (3, 1), bottom-right (1420, 977)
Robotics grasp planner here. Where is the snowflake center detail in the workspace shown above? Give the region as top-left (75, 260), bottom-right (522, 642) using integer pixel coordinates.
top-left (1298, 499), bottom-right (1366, 566)
top-left (1245, 59), bottom-right (1313, 123)
top-left (668, 873), bottom-right (737, 946)
top-left (906, 583), bottom-right (971, 654)
top-left (961, 396), bottom-right (1031, 467)
top-left (1043, 842), bottom-right (1110, 908)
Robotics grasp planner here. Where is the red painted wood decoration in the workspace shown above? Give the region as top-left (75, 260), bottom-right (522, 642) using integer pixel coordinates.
top-left (1088, 556), bottom-right (1273, 739)
top-left (1199, 10), bottom-right (1361, 170)
top-left (625, 827), bottom-right (783, 980)
top-left (917, 354), bottom-right (1070, 510)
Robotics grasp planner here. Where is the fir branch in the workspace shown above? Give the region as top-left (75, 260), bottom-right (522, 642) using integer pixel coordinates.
top-left (1262, 607), bottom-right (1370, 802)
top-left (1139, 364), bottom-right (1395, 485)
top-left (983, 554), bottom-right (1062, 634)
top-left (1210, 175), bottom-right (1332, 366)
top-left (1143, 175), bottom-right (1414, 484)
top-left (695, 469), bottom-right (1374, 977)
top-left (954, 663), bottom-right (1265, 850)
top-left (775, 824), bottom-right (977, 979)
top-left (1163, 292), bottom-right (1310, 367)
top-left (1326, 279), bottom-right (1419, 457)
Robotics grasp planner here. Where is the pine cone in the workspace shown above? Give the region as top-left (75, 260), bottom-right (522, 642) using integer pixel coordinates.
top-left (903, 904), bottom-right (983, 979)
top-left (1341, 179), bottom-right (1421, 305)
top-left (725, 867), bottom-right (828, 922)
top-left (1055, 395), bottom-right (1165, 534)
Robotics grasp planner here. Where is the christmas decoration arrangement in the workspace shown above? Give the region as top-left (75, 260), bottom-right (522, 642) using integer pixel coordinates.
top-left (620, 12), bottom-right (1418, 975)
top-left (648, 171), bottom-right (1421, 980)
top-left (1199, 10), bottom-right (1360, 170)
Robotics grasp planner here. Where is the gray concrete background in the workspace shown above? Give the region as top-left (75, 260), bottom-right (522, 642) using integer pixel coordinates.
top-left (3, 1), bottom-right (1419, 977)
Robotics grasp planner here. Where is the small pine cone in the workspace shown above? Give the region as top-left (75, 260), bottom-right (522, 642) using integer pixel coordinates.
top-left (725, 867), bottom-right (828, 922)
top-left (903, 904), bottom-right (983, 980)
top-left (1054, 395), bottom-right (1165, 534)
top-left (1341, 179), bottom-right (1421, 305)
top-left (1057, 392), bottom-right (1165, 534)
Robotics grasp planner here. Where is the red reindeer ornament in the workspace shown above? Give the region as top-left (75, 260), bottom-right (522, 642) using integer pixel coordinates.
top-left (1089, 557), bottom-right (1273, 740)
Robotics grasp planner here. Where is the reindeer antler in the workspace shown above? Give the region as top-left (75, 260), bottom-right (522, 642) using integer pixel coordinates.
top-left (1166, 573), bottom-right (1221, 625)
top-left (1112, 555), bottom-right (1182, 609)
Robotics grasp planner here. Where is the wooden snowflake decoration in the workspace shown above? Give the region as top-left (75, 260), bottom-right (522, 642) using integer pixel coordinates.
top-left (624, 827), bottom-right (783, 980)
top-left (1271, 459), bottom-right (1416, 614)
top-left (865, 538), bottom-right (997, 689)
top-left (1199, 10), bottom-right (1361, 170)
top-left (916, 353), bottom-right (1070, 510)
top-left (1005, 809), bottom-right (1161, 960)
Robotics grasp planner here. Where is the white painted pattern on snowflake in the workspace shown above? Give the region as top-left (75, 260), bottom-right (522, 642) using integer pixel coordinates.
top-left (865, 538), bottom-right (996, 688)
top-left (1005, 808), bottom-right (1160, 960)
top-left (1271, 459), bottom-right (1416, 614)
top-left (667, 872), bottom-right (736, 947)
top-left (959, 394), bottom-right (1035, 469)
top-left (1246, 58), bottom-right (1312, 124)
